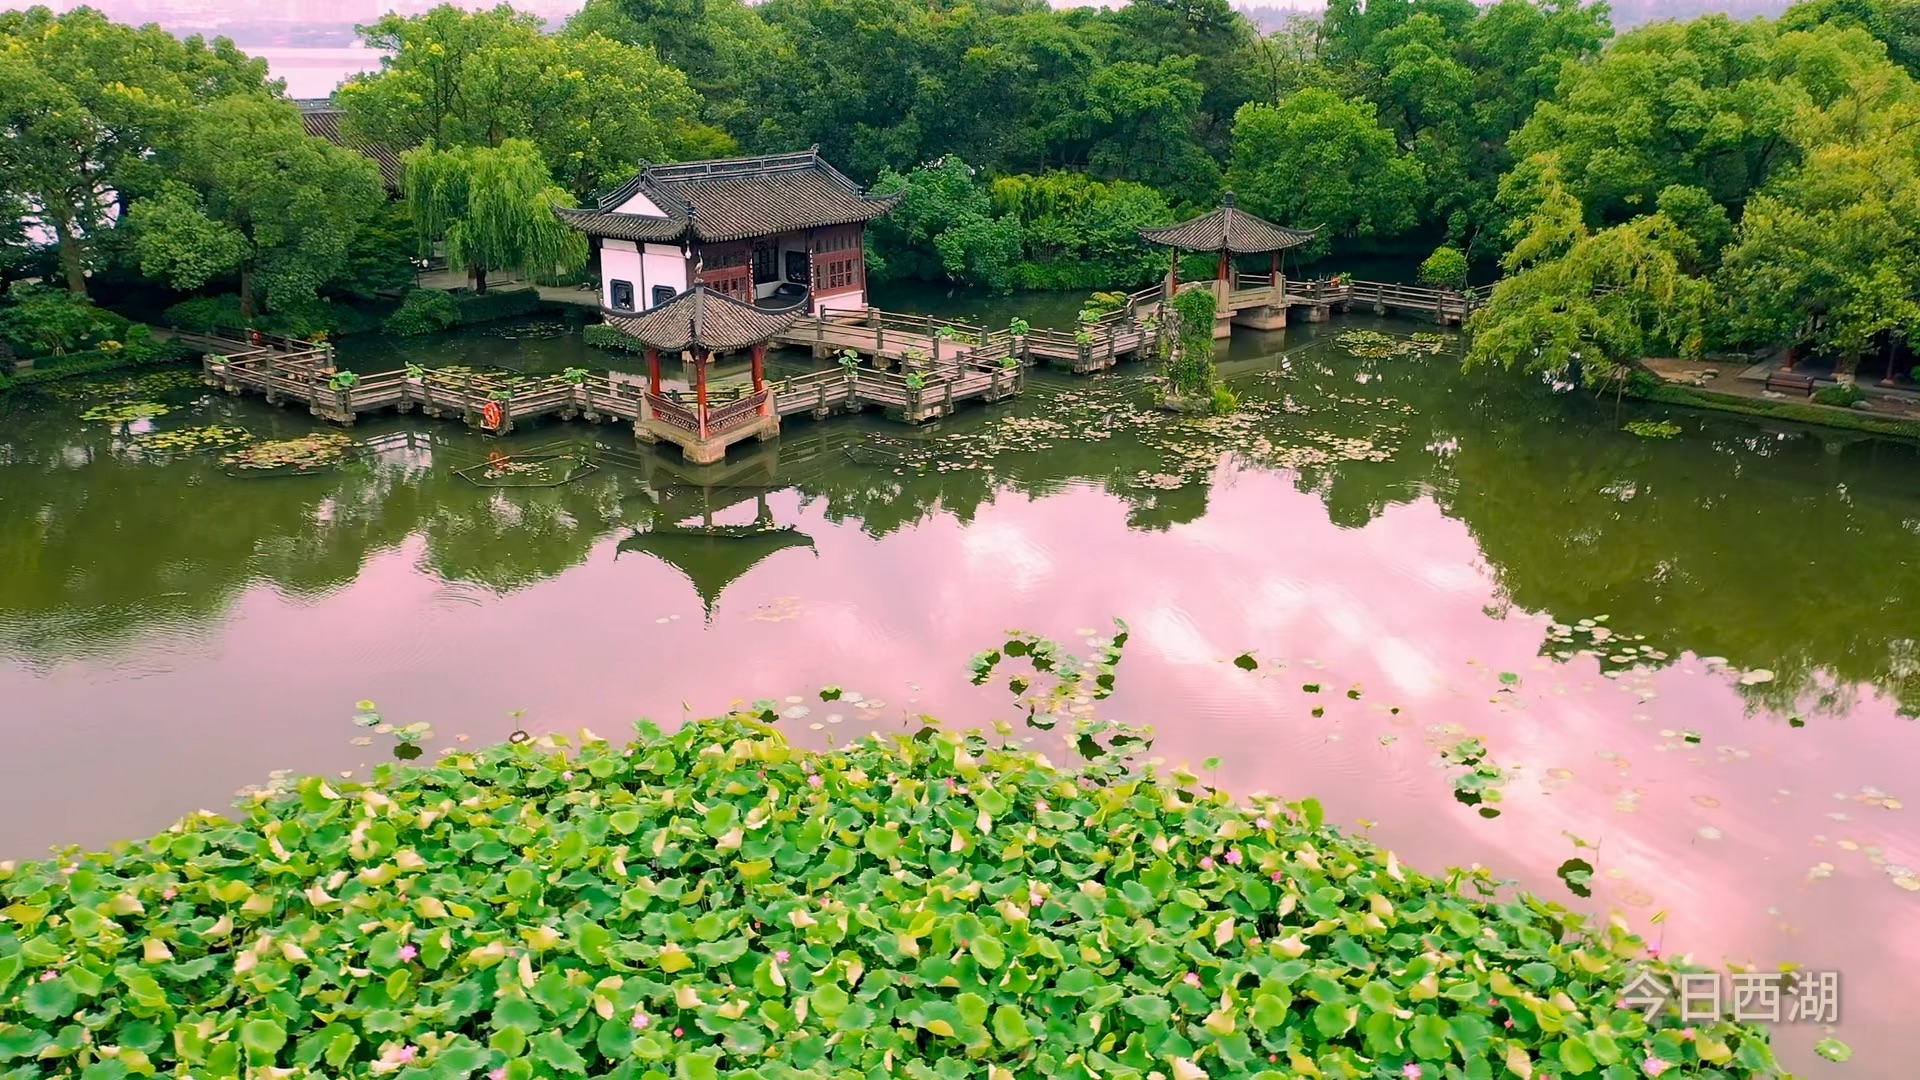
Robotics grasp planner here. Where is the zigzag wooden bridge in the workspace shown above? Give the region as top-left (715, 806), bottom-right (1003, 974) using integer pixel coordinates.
top-left (780, 305), bottom-right (1158, 375)
top-left (187, 321), bottom-right (1025, 463)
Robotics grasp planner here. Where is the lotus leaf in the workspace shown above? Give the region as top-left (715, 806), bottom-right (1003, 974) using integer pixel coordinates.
top-left (222, 433), bottom-right (357, 472)
top-left (79, 401), bottom-right (171, 425)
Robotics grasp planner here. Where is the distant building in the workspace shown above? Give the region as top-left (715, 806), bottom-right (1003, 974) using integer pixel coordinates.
top-left (294, 99), bottom-right (403, 194)
top-left (556, 149), bottom-right (899, 316)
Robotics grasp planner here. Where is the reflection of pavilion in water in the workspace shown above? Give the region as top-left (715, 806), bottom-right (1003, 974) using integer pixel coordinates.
top-left (616, 444), bottom-right (818, 620)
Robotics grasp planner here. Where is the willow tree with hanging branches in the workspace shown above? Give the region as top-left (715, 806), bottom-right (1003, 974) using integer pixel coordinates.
top-left (401, 139), bottom-right (587, 294)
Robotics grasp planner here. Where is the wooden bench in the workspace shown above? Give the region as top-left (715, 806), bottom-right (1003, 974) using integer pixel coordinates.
top-left (1765, 370), bottom-right (1815, 396)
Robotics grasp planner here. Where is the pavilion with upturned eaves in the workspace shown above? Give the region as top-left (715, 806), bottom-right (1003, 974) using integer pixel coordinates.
top-left (1138, 192), bottom-right (1320, 336)
top-left (602, 283), bottom-right (797, 464)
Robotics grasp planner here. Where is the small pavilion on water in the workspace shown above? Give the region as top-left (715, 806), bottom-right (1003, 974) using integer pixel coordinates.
top-left (601, 284), bottom-right (800, 463)
top-left (1138, 192), bottom-right (1319, 335)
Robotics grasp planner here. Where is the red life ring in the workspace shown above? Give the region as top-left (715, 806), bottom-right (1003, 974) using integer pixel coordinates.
top-left (482, 400), bottom-right (505, 430)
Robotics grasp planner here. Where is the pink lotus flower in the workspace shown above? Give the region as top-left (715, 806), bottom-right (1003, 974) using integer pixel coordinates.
top-left (1644, 1058), bottom-right (1671, 1078)
top-left (775, 950), bottom-right (790, 963)
top-left (673, 1027), bottom-right (684, 1038)
top-left (1403, 1065), bottom-right (1423, 1080)
top-left (490, 1069), bottom-right (506, 1080)
top-left (39, 971), bottom-right (56, 982)
top-left (1183, 972), bottom-right (1201, 987)
top-left (1225, 850), bottom-right (1243, 866)
top-left (398, 944), bottom-right (418, 961)
top-left (632, 1011), bottom-right (650, 1030)
top-left (1271, 871), bottom-right (1283, 883)
top-left (561, 771), bottom-right (573, 781)
top-left (1256, 816), bottom-right (1272, 829)
top-left (1199, 856), bottom-right (1215, 870)
top-left (807, 775), bottom-right (823, 788)
top-left (1035, 801), bottom-right (1049, 812)
top-left (1504, 1019), bottom-right (1514, 1028)
top-left (161, 887), bottom-right (177, 900)
top-left (386, 1045), bottom-right (416, 1064)
top-left (1680, 1028), bottom-right (1696, 1041)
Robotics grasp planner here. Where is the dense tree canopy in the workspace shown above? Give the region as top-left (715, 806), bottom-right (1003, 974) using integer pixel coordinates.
top-left (128, 97), bottom-right (385, 318)
top-left (1472, 11), bottom-right (1920, 379)
top-left (340, 5), bottom-right (709, 200)
top-left (1226, 90), bottom-right (1425, 254)
top-left (0, 5), bottom-right (275, 296)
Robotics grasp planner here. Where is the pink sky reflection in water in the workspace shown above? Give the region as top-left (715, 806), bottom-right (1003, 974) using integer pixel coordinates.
top-left (2, 463), bottom-right (1915, 1075)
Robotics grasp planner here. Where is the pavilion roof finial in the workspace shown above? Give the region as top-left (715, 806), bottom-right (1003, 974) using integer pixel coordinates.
top-left (1221, 190), bottom-right (1236, 208)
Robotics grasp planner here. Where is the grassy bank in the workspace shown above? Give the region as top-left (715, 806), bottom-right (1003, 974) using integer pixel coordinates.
top-left (0, 635), bottom-right (1797, 1079)
top-left (1634, 379), bottom-right (1920, 440)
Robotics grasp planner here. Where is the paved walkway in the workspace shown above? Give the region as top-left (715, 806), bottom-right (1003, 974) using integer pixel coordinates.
top-left (1642, 356), bottom-right (1920, 422)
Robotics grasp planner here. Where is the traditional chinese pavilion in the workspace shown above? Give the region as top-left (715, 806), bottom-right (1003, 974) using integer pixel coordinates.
top-left (1139, 192), bottom-right (1319, 334)
top-left (601, 283), bottom-right (798, 463)
top-left (557, 149), bottom-right (899, 315)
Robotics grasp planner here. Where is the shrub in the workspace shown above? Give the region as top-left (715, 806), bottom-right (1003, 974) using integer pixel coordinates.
top-left (1811, 382), bottom-right (1865, 408)
top-left (0, 282), bottom-right (130, 357)
top-left (383, 290), bottom-right (461, 337)
top-left (162, 294), bottom-right (249, 334)
top-left (7, 338), bottom-right (187, 387)
top-left (1210, 384), bottom-right (1239, 415)
top-left (582, 322), bottom-right (641, 352)
top-left (1167, 286), bottom-right (1220, 402)
top-left (1418, 245), bottom-right (1470, 289)
top-left (0, 632), bottom-right (1793, 1079)
top-left (164, 296), bottom-right (380, 340)
top-left (452, 289), bottom-right (543, 326)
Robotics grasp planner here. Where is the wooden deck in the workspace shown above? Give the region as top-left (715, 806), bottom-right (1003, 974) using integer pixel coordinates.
top-left (186, 323), bottom-right (1023, 464)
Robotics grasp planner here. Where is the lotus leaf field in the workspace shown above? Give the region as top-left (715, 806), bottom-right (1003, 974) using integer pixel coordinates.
top-left (0, 661), bottom-right (1789, 1080)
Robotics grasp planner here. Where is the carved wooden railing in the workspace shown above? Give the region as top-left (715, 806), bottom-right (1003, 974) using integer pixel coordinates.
top-left (646, 392), bottom-right (701, 434)
top-left (705, 388), bottom-right (770, 433)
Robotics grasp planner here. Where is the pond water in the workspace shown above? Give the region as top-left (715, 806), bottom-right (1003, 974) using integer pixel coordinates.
top-left (5, 292), bottom-right (1920, 1076)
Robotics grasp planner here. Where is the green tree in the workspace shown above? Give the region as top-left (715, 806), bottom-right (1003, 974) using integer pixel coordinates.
top-left (1505, 17), bottom-right (1879, 227)
top-left (342, 5), bottom-right (703, 199)
top-left (1718, 139), bottom-right (1920, 375)
top-left (402, 140), bottom-right (588, 294)
top-left (0, 6), bottom-right (274, 296)
top-left (1225, 90), bottom-right (1424, 253)
top-left (574, 0), bottom-right (781, 142)
top-left (1782, 0), bottom-right (1920, 76)
top-left (990, 171), bottom-right (1175, 289)
top-left (1466, 155), bottom-right (1709, 380)
top-left (128, 97), bottom-right (384, 319)
top-left (867, 158), bottom-right (1023, 292)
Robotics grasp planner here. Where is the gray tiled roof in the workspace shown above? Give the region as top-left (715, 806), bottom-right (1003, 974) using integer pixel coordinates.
top-left (296, 103), bottom-right (403, 191)
top-left (556, 149), bottom-right (899, 244)
top-left (600, 286), bottom-right (802, 352)
top-left (1138, 193), bottom-right (1318, 254)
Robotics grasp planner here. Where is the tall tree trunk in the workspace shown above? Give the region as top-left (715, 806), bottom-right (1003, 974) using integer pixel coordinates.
top-left (240, 265), bottom-right (257, 320)
top-left (52, 210), bottom-right (88, 297)
top-left (473, 260), bottom-right (489, 295)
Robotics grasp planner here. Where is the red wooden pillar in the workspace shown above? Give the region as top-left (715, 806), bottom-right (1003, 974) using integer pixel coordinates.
top-left (1216, 249), bottom-right (1229, 282)
top-left (750, 342), bottom-right (765, 392)
top-left (694, 348), bottom-right (709, 437)
top-left (1167, 246), bottom-right (1179, 298)
top-left (646, 348), bottom-right (661, 395)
